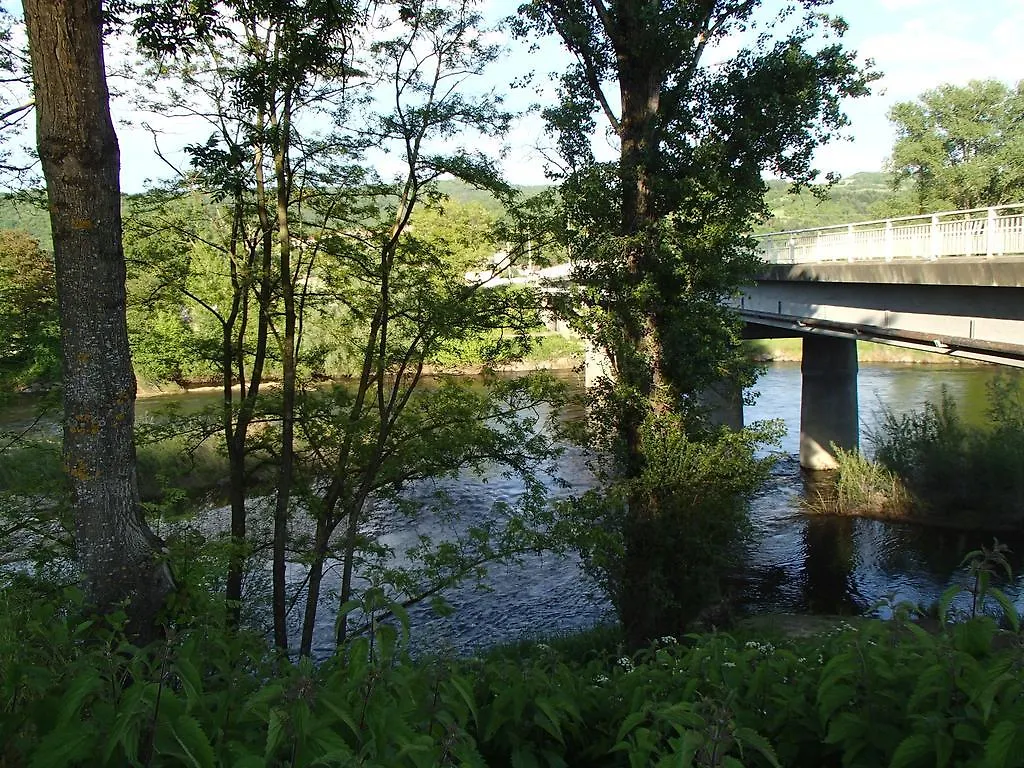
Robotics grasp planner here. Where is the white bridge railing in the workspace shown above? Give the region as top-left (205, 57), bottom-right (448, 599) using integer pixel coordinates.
top-left (757, 203), bottom-right (1024, 265)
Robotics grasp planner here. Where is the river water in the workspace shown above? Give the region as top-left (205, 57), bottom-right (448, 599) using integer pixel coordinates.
top-left (288, 362), bottom-right (1024, 656)
top-left (4, 363), bottom-right (1024, 656)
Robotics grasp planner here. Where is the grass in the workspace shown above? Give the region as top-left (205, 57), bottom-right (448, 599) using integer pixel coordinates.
top-left (522, 332), bottom-right (585, 364)
top-left (805, 445), bottom-right (916, 519)
top-left (745, 338), bottom-right (981, 365)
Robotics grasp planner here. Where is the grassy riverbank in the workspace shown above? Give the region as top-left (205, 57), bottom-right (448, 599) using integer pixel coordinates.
top-left (745, 337), bottom-right (982, 365)
top-left (135, 333), bottom-right (586, 397)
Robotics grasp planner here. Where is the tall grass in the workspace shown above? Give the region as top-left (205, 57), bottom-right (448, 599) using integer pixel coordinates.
top-left (867, 375), bottom-right (1024, 526)
top-left (807, 445), bottom-right (916, 518)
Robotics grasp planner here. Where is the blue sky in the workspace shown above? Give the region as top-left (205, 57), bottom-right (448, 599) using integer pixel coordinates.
top-left (98, 0), bottom-right (1024, 190)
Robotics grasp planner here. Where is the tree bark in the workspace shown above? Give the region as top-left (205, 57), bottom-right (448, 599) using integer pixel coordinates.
top-left (23, 0), bottom-right (173, 640)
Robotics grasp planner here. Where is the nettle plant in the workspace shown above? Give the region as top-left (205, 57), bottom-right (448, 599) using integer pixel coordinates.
top-left (4, 572), bottom-right (1024, 768)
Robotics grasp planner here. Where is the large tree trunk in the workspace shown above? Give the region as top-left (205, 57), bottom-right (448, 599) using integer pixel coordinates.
top-left (23, 0), bottom-right (173, 640)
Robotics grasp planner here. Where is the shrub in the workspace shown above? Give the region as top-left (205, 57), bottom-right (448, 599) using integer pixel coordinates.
top-left (559, 416), bottom-right (779, 646)
top-left (870, 376), bottom-right (1024, 525)
top-left (3, 576), bottom-right (1024, 768)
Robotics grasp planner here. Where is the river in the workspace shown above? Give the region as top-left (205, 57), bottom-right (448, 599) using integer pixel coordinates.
top-left (3, 363), bottom-right (1024, 656)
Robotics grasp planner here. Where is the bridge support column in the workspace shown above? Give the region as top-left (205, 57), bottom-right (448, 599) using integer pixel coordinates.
top-left (800, 336), bottom-right (858, 470)
top-left (584, 342), bottom-right (613, 388)
top-left (699, 380), bottom-right (744, 431)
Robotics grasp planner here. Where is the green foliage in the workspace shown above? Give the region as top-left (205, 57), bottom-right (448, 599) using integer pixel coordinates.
top-left (760, 172), bottom-right (894, 232)
top-left (807, 445), bottom-right (915, 519)
top-left (886, 79), bottom-right (1024, 213)
top-left (560, 417), bottom-right (780, 645)
top-left (870, 375), bottom-right (1024, 526)
top-left (0, 229), bottom-right (61, 395)
top-left (3, 574), bottom-right (1024, 768)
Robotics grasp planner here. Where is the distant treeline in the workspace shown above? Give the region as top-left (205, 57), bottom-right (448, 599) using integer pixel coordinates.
top-left (0, 172), bottom-right (912, 251)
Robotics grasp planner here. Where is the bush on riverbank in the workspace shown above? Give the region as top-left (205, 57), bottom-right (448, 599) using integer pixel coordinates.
top-left (812, 376), bottom-right (1024, 527)
top-left (871, 377), bottom-right (1024, 527)
top-left (3, 572), bottom-right (1024, 768)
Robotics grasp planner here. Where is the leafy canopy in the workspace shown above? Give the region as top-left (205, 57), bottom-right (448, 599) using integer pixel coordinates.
top-left (888, 79), bottom-right (1024, 213)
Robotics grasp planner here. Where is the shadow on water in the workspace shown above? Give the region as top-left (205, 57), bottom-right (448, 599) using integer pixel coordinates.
top-left (7, 363), bottom-right (1024, 655)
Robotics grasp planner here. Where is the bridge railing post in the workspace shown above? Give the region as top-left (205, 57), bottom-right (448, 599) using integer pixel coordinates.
top-left (846, 224), bottom-right (854, 263)
top-left (884, 220), bottom-right (893, 262)
top-left (986, 206), bottom-right (998, 258)
top-left (929, 214), bottom-right (940, 260)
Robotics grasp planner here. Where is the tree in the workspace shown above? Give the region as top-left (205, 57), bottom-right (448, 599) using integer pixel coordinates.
top-left (21, 0), bottom-right (173, 638)
top-left (518, 0), bottom-right (873, 644)
top-left (0, 229), bottom-right (60, 395)
top-left (0, 9), bottom-right (35, 180)
top-left (887, 79), bottom-right (1024, 213)
top-left (128, 0), bottom-right (566, 656)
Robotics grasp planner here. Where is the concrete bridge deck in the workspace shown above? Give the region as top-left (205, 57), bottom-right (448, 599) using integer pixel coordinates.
top-left (741, 204), bottom-right (1024, 469)
top-left (740, 204), bottom-right (1024, 368)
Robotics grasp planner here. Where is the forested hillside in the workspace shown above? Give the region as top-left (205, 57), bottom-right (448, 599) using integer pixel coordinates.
top-left (0, 172), bottom-right (895, 251)
top-left (760, 171), bottom-right (893, 231)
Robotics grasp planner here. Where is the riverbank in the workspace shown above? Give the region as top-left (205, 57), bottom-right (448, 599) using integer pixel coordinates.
top-left (745, 337), bottom-right (984, 364)
top-left (136, 355), bottom-right (584, 398)
top-left (4, 580), bottom-right (1020, 768)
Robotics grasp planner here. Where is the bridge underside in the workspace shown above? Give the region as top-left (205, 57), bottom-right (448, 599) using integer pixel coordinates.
top-left (741, 314), bottom-right (1024, 367)
top-left (733, 264), bottom-right (1024, 469)
top-left (736, 275), bottom-right (1024, 367)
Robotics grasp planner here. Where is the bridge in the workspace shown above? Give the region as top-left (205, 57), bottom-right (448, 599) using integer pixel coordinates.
top-left (471, 204), bottom-right (1024, 471)
top-left (740, 203), bottom-right (1024, 470)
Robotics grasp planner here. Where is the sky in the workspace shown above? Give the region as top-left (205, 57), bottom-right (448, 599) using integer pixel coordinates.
top-left (490, 0), bottom-right (1024, 187)
top-left (14, 0), bottom-right (1024, 192)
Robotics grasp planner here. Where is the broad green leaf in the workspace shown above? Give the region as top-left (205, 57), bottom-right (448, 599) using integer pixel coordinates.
top-left (734, 726), bottom-right (781, 768)
top-left (888, 733), bottom-right (932, 768)
top-left (170, 714), bottom-right (216, 768)
top-left (985, 720), bottom-right (1024, 768)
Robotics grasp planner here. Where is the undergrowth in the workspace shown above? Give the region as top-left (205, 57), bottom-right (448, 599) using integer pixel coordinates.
top-left (3, 560), bottom-right (1024, 767)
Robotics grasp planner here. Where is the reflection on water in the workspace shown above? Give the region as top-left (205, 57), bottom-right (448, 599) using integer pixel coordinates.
top-left (744, 363), bottom-right (1024, 622)
top-left (4, 363), bottom-right (1024, 652)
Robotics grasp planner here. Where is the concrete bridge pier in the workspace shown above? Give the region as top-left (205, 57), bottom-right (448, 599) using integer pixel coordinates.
top-left (799, 336), bottom-right (858, 470)
top-left (583, 342), bottom-right (613, 388)
top-left (698, 380), bottom-right (744, 431)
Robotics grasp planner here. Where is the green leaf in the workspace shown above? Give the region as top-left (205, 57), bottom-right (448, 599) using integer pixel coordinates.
top-left (938, 584), bottom-right (961, 626)
top-left (888, 733), bottom-right (932, 768)
top-left (533, 697), bottom-right (564, 744)
top-left (734, 727), bottom-right (781, 768)
top-left (29, 721), bottom-right (95, 768)
top-left (170, 714), bottom-right (215, 768)
top-left (988, 588), bottom-right (1021, 632)
top-left (616, 710), bottom-right (647, 744)
top-left (265, 708), bottom-right (286, 760)
top-left (985, 720), bottom-right (1024, 768)
top-left (817, 683), bottom-right (856, 724)
top-left (511, 746), bottom-right (541, 768)
top-left (175, 656), bottom-right (204, 707)
top-left (824, 712), bottom-right (867, 747)
top-left (320, 696), bottom-right (362, 740)
top-left (56, 667), bottom-right (102, 727)
top-left (449, 674), bottom-right (479, 728)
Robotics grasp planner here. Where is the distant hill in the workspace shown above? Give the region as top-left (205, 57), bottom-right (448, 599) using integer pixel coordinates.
top-left (759, 171), bottom-right (896, 232)
top-left (0, 193), bottom-right (52, 249)
top-left (0, 173), bottom-right (900, 250)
